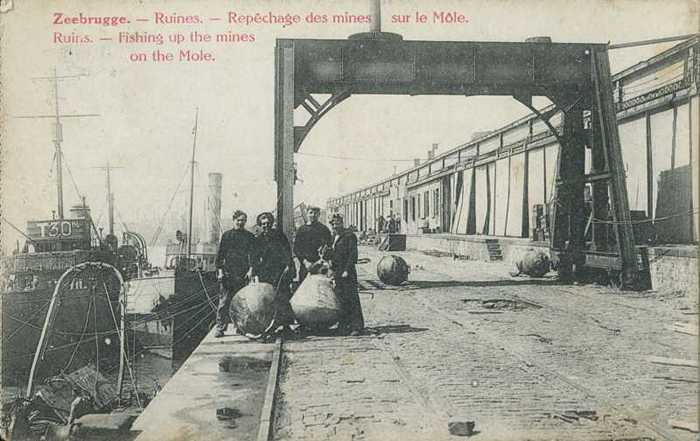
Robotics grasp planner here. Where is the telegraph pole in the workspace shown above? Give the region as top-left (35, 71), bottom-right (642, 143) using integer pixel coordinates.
top-left (14, 69), bottom-right (99, 219)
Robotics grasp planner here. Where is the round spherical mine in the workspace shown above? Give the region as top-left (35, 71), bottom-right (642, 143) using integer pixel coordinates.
top-left (290, 275), bottom-right (341, 328)
top-left (515, 250), bottom-right (551, 277)
top-left (377, 255), bottom-right (410, 285)
top-left (230, 282), bottom-right (277, 337)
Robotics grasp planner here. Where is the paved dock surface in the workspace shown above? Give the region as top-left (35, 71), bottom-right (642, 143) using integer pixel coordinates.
top-left (273, 247), bottom-right (698, 441)
top-left (128, 247), bottom-right (696, 440)
top-left (132, 331), bottom-right (275, 441)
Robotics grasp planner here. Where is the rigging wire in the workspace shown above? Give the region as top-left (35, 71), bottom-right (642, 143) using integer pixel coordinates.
top-left (116, 208), bottom-right (130, 233)
top-left (0, 215), bottom-right (37, 244)
top-left (591, 208), bottom-right (699, 225)
top-left (4, 282), bottom-right (217, 341)
top-left (8, 274), bottom-right (219, 358)
top-left (103, 282), bottom-right (142, 408)
top-left (197, 271), bottom-right (218, 312)
top-left (98, 301), bottom-right (214, 375)
top-left (5, 299), bottom-right (52, 341)
top-left (61, 151), bottom-right (84, 201)
top-left (44, 151), bottom-right (57, 202)
top-left (62, 297), bottom-right (93, 373)
top-left (91, 197), bottom-right (108, 233)
top-left (102, 301), bottom-right (215, 375)
top-left (11, 299), bottom-right (215, 385)
top-left (93, 293), bottom-right (99, 397)
top-left (150, 165), bottom-right (191, 246)
top-left (7, 292), bottom-right (205, 335)
top-left (48, 152), bottom-right (56, 179)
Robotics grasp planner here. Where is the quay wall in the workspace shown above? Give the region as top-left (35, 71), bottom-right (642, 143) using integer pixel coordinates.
top-left (404, 233), bottom-right (698, 299)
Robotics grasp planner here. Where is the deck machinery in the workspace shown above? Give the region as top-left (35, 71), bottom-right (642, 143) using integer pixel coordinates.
top-left (273, 29), bottom-right (642, 288)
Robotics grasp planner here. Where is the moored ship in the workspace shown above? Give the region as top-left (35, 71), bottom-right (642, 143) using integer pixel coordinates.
top-left (0, 72), bottom-right (148, 399)
top-left (127, 112), bottom-right (221, 362)
top-left (0, 204), bottom-right (125, 389)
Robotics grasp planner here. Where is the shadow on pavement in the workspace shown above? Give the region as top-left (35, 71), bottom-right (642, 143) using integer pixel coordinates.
top-left (365, 324), bottom-right (429, 334)
top-left (295, 324), bottom-right (429, 338)
top-left (406, 278), bottom-right (566, 290)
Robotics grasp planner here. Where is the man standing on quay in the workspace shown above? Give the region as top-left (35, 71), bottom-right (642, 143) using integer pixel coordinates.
top-left (327, 213), bottom-right (364, 335)
top-left (214, 210), bottom-right (255, 338)
top-left (293, 206), bottom-right (332, 284)
top-left (252, 212), bottom-right (297, 332)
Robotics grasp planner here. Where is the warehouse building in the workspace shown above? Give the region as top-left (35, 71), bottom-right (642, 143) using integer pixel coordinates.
top-left (327, 36), bottom-right (698, 291)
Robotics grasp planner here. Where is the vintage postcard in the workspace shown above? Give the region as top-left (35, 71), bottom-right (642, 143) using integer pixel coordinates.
top-left (0, 0), bottom-right (698, 440)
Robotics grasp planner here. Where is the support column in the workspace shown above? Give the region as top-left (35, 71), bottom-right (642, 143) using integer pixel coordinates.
top-left (522, 148), bottom-right (530, 237)
top-left (274, 41), bottom-right (295, 238)
top-left (553, 104), bottom-right (586, 279)
top-left (590, 108), bottom-right (611, 251)
top-left (645, 112), bottom-right (654, 219)
top-left (593, 48), bottom-right (639, 286)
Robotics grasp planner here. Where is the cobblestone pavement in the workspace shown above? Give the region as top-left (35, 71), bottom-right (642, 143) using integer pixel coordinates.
top-left (273, 247), bottom-right (698, 441)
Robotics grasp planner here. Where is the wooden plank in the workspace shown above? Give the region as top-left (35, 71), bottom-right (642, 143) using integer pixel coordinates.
top-left (647, 356), bottom-right (698, 368)
top-left (256, 337), bottom-right (283, 441)
top-left (669, 419), bottom-right (699, 433)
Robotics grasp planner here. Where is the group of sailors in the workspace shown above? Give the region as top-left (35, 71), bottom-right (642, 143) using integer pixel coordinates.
top-left (214, 207), bottom-right (364, 338)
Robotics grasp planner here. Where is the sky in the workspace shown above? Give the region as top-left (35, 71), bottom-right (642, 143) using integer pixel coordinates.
top-left (1, 0), bottom-right (697, 251)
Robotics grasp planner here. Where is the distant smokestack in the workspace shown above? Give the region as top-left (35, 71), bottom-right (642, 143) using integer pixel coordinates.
top-left (432, 143), bottom-right (438, 153)
top-left (207, 173), bottom-right (222, 243)
top-left (414, 158), bottom-right (421, 167)
top-left (427, 150), bottom-right (434, 160)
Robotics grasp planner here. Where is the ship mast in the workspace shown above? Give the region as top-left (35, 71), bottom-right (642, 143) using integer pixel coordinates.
top-left (52, 69), bottom-right (65, 219)
top-left (94, 162), bottom-right (123, 236)
top-left (108, 163), bottom-right (114, 235)
top-left (14, 69), bottom-right (99, 219)
top-left (187, 108), bottom-right (199, 261)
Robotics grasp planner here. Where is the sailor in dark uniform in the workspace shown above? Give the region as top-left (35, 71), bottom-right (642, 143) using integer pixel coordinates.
top-left (252, 212), bottom-right (297, 331)
top-left (327, 213), bottom-right (365, 335)
top-left (293, 206), bottom-right (332, 284)
top-left (214, 210), bottom-right (255, 338)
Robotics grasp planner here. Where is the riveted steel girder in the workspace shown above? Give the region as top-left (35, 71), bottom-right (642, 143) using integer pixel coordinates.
top-left (274, 37), bottom-right (640, 287)
top-left (287, 38), bottom-right (597, 101)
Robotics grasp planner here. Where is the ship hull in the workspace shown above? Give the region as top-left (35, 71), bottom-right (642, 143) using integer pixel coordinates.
top-left (171, 269), bottom-right (219, 360)
top-left (127, 273), bottom-right (176, 359)
top-left (1, 262), bottom-right (122, 388)
top-left (126, 270), bottom-right (218, 362)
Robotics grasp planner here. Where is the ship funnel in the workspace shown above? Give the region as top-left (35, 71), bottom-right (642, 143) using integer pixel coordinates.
top-left (207, 173), bottom-right (223, 243)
